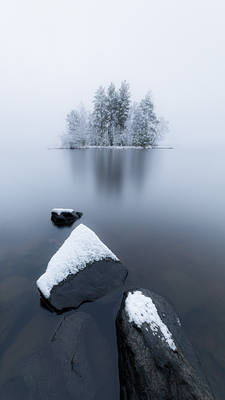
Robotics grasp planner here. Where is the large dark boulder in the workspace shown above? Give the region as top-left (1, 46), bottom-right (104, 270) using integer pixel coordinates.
top-left (51, 208), bottom-right (82, 226)
top-left (41, 259), bottom-right (127, 312)
top-left (116, 288), bottom-right (214, 400)
top-left (37, 224), bottom-right (127, 312)
top-left (0, 311), bottom-right (115, 400)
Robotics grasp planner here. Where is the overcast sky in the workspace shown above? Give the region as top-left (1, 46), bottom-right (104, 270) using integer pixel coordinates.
top-left (0, 0), bottom-right (224, 148)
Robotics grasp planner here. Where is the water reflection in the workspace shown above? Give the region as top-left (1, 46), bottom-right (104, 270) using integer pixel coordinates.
top-left (94, 150), bottom-right (124, 195)
top-left (130, 149), bottom-right (152, 189)
top-left (67, 149), bottom-right (150, 196)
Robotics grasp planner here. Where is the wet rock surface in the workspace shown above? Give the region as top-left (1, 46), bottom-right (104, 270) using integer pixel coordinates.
top-left (116, 288), bottom-right (214, 400)
top-left (0, 311), bottom-right (116, 400)
top-left (41, 259), bottom-right (128, 312)
top-left (0, 276), bottom-right (32, 345)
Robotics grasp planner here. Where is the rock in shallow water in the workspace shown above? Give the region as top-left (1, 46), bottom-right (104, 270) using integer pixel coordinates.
top-left (37, 224), bottom-right (127, 312)
top-left (116, 288), bottom-right (214, 400)
top-left (44, 258), bottom-right (127, 312)
top-left (51, 208), bottom-right (82, 226)
top-left (0, 311), bottom-right (114, 400)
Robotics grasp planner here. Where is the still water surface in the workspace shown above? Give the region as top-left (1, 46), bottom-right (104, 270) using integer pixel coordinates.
top-left (0, 148), bottom-right (224, 399)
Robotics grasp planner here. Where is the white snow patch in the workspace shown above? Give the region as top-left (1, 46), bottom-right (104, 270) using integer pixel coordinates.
top-left (52, 208), bottom-right (74, 215)
top-left (37, 224), bottom-right (119, 298)
top-left (125, 291), bottom-right (176, 351)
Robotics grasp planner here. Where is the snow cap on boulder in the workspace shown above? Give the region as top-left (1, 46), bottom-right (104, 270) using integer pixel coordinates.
top-left (116, 288), bottom-right (214, 400)
top-left (37, 224), bottom-right (119, 299)
top-left (51, 208), bottom-right (75, 215)
top-left (125, 290), bottom-right (176, 350)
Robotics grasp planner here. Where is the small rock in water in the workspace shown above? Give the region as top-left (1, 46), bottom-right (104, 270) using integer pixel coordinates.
top-left (37, 224), bottom-right (127, 312)
top-left (116, 288), bottom-right (214, 400)
top-left (51, 208), bottom-right (82, 226)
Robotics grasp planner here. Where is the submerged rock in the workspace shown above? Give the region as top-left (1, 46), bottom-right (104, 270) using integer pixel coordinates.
top-left (116, 289), bottom-right (214, 400)
top-left (37, 224), bottom-right (127, 312)
top-left (0, 311), bottom-right (114, 400)
top-left (51, 208), bottom-right (82, 226)
top-left (0, 276), bottom-right (32, 345)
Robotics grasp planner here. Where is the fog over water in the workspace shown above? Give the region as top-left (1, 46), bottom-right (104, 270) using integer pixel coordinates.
top-left (0, 0), bottom-right (225, 148)
top-left (0, 2), bottom-right (225, 399)
top-left (0, 147), bottom-right (225, 399)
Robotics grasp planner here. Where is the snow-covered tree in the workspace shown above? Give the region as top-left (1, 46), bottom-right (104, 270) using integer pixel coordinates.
top-left (86, 112), bottom-right (95, 145)
top-left (122, 102), bottom-right (137, 146)
top-left (118, 81), bottom-right (130, 131)
top-left (92, 86), bottom-right (108, 145)
top-left (117, 81), bottom-right (130, 145)
top-left (131, 93), bottom-right (159, 147)
top-left (154, 117), bottom-right (169, 144)
top-left (77, 105), bottom-right (89, 146)
top-left (105, 83), bottom-right (119, 145)
top-left (62, 82), bottom-right (167, 148)
top-left (63, 106), bottom-right (89, 148)
top-left (141, 92), bottom-right (159, 143)
top-left (64, 110), bottom-right (80, 148)
top-left (131, 106), bottom-right (146, 146)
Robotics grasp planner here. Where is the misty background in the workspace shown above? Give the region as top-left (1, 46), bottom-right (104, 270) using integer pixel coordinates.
top-left (0, 0), bottom-right (224, 149)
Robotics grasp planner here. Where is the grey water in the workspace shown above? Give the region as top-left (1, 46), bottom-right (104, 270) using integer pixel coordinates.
top-left (0, 147), bottom-right (224, 399)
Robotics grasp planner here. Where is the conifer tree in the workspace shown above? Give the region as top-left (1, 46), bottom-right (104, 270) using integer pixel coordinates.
top-left (92, 86), bottom-right (108, 145)
top-left (64, 107), bottom-right (88, 147)
top-left (131, 105), bottom-right (147, 146)
top-left (117, 81), bottom-right (130, 144)
top-left (105, 83), bottom-right (119, 145)
top-left (62, 82), bottom-right (165, 148)
top-left (65, 110), bottom-right (80, 148)
top-left (132, 92), bottom-right (159, 147)
top-left (140, 92), bottom-right (159, 145)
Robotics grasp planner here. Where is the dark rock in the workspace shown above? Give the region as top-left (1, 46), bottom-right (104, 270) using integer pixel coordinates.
top-left (0, 311), bottom-right (115, 400)
top-left (116, 288), bottom-right (214, 400)
top-left (37, 224), bottom-right (127, 312)
top-left (41, 259), bottom-right (128, 312)
top-left (51, 209), bottom-right (82, 226)
top-left (0, 276), bottom-right (32, 345)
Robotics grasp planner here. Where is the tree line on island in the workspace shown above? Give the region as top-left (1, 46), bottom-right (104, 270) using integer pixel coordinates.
top-left (61, 81), bottom-right (168, 148)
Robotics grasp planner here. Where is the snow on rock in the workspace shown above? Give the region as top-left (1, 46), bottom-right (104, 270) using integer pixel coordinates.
top-left (51, 209), bottom-right (82, 227)
top-left (51, 208), bottom-right (75, 215)
top-left (116, 289), bottom-right (214, 399)
top-left (37, 224), bottom-right (119, 299)
top-left (125, 290), bottom-right (176, 351)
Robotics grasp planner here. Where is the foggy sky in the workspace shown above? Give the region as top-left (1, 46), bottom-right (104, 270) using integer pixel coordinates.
top-left (0, 0), bottom-right (224, 148)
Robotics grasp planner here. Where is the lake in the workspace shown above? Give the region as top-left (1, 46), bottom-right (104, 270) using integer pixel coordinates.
top-left (0, 147), bottom-right (224, 399)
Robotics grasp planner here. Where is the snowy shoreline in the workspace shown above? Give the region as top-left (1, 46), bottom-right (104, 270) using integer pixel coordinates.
top-left (48, 145), bottom-right (173, 150)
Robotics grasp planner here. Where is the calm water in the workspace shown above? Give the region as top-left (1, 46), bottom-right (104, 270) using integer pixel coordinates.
top-left (0, 147), bottom-right (225, 399)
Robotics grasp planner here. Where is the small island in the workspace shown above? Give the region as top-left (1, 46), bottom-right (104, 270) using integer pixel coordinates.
top-left (61, 81), bottom-right (168, 149)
